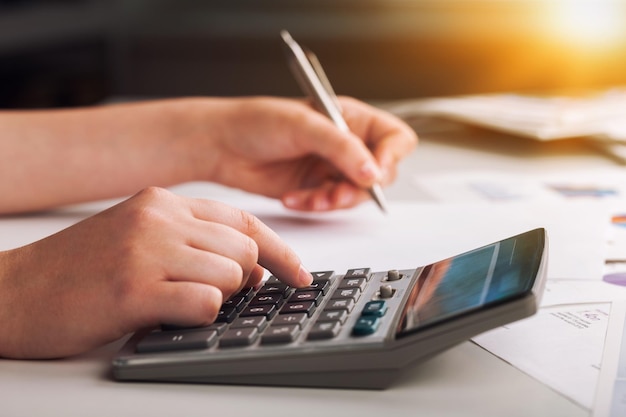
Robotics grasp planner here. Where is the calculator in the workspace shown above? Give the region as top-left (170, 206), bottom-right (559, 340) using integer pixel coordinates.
top-left (112, 228), bottom-right (547, 389)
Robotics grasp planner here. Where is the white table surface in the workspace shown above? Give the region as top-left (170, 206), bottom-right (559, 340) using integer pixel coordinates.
top-left (2, 122), bottom-right (615, 417)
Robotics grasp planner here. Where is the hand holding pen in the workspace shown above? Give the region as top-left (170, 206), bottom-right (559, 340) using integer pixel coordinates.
top-left (280, 30), bottom-right (392, 213)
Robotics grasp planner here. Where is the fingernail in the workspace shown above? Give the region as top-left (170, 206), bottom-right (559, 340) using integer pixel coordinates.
top-left (298, 265), bottom-right (313, 286)
top-left (339, 189), bottom-right (355, 207)
top-left (360, 161), bottom-right (382, 182)
top-left (314, 197), bottom-right (330, 211)
top-left (283, 195), bottom-right (300, 208)
top-left (380, 167), bottom-right (390, 183)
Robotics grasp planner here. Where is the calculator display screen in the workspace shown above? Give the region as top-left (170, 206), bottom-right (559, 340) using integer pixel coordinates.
top-left (396, 229), bottom-right (544, 337)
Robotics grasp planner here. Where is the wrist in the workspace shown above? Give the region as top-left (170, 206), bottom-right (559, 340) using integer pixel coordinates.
top-left (137, 98), bottom-right (212, 185)
top-left (175, 97), bottom-right (241, 184)
top-left (95, 97), bottom-right (227, 188)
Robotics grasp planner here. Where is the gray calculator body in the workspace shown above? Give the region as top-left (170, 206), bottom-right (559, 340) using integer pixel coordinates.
top-left (112, 228), bottom-right (547, 389)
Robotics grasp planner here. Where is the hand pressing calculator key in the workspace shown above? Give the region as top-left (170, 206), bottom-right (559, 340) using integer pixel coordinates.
top-left (112, 228), bottom-right (547, 389)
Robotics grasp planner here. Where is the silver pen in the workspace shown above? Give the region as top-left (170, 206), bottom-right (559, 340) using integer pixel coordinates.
top-left (280, 30), bottom-right (388, 214)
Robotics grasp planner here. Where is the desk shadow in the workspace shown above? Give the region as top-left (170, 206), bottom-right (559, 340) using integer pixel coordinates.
top-left (255, 213), bottom-right (353, 231)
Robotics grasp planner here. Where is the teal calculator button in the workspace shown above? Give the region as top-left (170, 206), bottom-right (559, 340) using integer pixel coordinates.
top-left (352, 316), bottom-right (381, 336)
top-left (362, 300), bottom-right (388, 317)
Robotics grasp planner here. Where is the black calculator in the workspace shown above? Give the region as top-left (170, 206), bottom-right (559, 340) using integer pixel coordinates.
top-left (112, 228), bottom-right (547, 389)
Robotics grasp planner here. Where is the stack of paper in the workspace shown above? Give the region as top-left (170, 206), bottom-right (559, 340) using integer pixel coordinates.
top-left (382, 88), bottom-right (626, 143)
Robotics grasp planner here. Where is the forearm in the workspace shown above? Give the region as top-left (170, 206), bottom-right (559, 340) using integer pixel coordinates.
top-left (0, 98), bottom-right (221, 214)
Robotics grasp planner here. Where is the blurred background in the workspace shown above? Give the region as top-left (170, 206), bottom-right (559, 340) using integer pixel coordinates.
top-left (1, 0), bottom-right (626, 108)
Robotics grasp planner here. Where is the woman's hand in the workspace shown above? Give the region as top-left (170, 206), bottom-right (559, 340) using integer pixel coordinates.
top-left (0, 96), bottom-right (415, 214)
top-left (188, 96), bottom-right (418, 211)
top-left (0, 187), bottom-right (311, 359)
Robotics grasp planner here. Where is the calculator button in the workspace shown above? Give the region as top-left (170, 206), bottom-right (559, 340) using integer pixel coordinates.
top-left (352, 316), bottom-right (381, 336)
top-left (235, 287), bottom-right (255, 301)
top-left (279, 301), bottom-right (316, 317)
top-left (272, 313), bottom-right (308, 327)
top-left (338, 277), bottom-right (367, 292)
top-left (295, 278), bottom-right (331, 295)
top-left (257, 283), bottom-right (290, 297)
top-left (261, 325), bottom-right (301, 345)
top-left (307, 321), bottom-right (342, 340)
top-left (208, 322), bottom-right (228, 335)
top-left (330, 287), bottom-right (361, 301)
top-left (378, 284), bottom-right (395, 299)
top-left (216, 306), bottom-right (238, 323)
top-left (316, 310), bottom-right (348, 324)
top-left (265, 276), bottom-right (281, 284)
top-left (230, 316), bottom-right (268, 332)
top-left (386, 269), bottom-right (402, 281)
top-left (345, 268), bottom-right (370, 279)
top-left (310, 271), bottom-right (334, 280)
top-left (250, 293), bottom-right (284, 306)
top-left (362, 300), bottom-right (388, 317)
top-left (160, 323), bottom-right (196, 331)
top-left (222, 296), bottom-right (246, 312)
top-left (324, 298), bottom-right (356, 313)
top-left (287, 290), bottom-right (323, 306)
top-left (137, 329), bottom-right (217, 353)
top-left (219, 327), bottom-right (259, 348)
top-left (240, 304), bottom-right (278, 320)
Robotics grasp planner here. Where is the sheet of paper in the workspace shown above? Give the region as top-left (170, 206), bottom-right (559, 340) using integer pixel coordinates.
top-left (542, 279), bottom-right (626, 308)
top-left (473, 303), bottom-right (611, 410)
top-left (382, 89), bottom-right (626, 141)
top-left (0, 182), bottom-right (605, 283)
top-left (413, 168), bottom-right (626, 204)
top-left (167, 183), bottom-right (605, 280)
top-left (594, 301), bottom-right (626, 417)
top-left (414, 168), bottom-right (626, 268)
top-left (606, 208), bottom-right (626, 262)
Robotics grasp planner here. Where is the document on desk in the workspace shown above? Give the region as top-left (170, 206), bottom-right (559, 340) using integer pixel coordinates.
top-left (413, 168), bottom-right (626, 205)
top-left (473, 303), bottom-right (611, 410)
top-left (594, 301), bottom-right (626, 417)
top-left (414, 168), bottom-right (626, 272)
top-left (0, 182), bottom-right (606, 283)
top-left (382, 89), bottom-right (626, 141)
top-left (162, 183), bottom-right (607, 281)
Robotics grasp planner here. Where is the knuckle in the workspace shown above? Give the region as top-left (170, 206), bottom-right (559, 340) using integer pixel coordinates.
top-left (242, 235), bottom-right (259, 263)
top-left (237, 209), bottom-right (263, 238)
top-left (130, 204), bottom-right (162, 228)
top-left (136, 186), bottom-right (172, 203)
top-left (125, 188), bottom-right (174, 229)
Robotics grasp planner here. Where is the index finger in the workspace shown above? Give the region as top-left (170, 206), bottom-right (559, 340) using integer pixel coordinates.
top-left (189, 199), bottom-right (313, 288)
top-left (294, 97), bottom-right (417, 189)
top-left (340, 97), bottom-right (418, 180)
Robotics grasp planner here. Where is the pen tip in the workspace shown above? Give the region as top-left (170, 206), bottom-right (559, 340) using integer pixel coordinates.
top-left (369, 184), bottom-right (389, 215)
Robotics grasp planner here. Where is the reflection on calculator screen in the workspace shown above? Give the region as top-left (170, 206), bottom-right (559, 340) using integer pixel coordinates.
top-left (396, 230), bottom-right (543, 337)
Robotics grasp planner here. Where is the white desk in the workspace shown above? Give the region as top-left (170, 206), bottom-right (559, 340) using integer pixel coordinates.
top-left (2, 125), bottom-right (614, 417)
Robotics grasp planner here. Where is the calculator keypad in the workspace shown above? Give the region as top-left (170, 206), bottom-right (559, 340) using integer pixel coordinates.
top-left (135, 268), bottom-right (411, 355)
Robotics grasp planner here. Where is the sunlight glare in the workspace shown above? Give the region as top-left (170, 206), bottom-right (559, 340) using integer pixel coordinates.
top-left (549, 0), bottom-right (626, 47)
